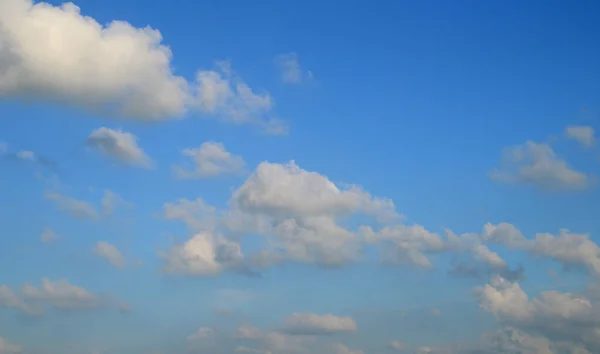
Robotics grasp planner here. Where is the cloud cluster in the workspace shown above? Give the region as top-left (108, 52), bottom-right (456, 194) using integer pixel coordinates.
top-left (0, 278), bottom-right (125, 315)
top-left (0, 0), bottom-right (285, 132)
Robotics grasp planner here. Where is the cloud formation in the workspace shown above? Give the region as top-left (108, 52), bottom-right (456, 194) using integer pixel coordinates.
top-left (173, 142), bottom-right (245, 179)
top-left (86, 127), bottom-right (153, 168)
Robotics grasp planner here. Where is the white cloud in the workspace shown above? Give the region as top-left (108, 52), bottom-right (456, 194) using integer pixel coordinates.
top-left (159, 231), bottom-right (243, 276)
top-left (40, 227), bottom-right (59, 244)
top-left (274, 53), bottom-right (312, 84)
top-left (45, 191), bottom-right (98, 219)
top-left (0, 142), bottom-right (7, 153)
top-left (188, 327), bottom-right (215, 341)
top-left (173, 142), bottom-right (245, 179)
top-left (193, 62), bottom-right (288, 134)
top-left (101, 189), bottom-right (133, 215)
top-left (490, 141), bottom-right (592, 191)
top-left (0, 0), bottom-right (286, 132)
top-left (0, 0), bottom-right (189, 119)
top-left (474, 276), bottom-right (600, 352)
top-left (0, 285), bottom-right (36, 315)
top-left (86, 127), bottom-right (153, 168)
top-left (162, 197), bottom-right (216, 230)
top-left (0, 337), bottom-right (22, 354)
top-left (483, 223), bottom-right (600, 277)
top-left (566, 125), bottom-right (595, 147)
top-left (387, 341), bottom-right (407, 351)
top-left (282, 313), bottom-right (357, 335)
top-left (20, 278), bottom-right (102, 310)
top-left (361, 224), bottom-right (444, 268)
top-left (93, 242), bottom-right (125, 268)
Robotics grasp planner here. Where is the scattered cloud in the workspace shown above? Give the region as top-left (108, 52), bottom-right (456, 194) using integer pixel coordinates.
top-left (93, 242), bottom-right (125, 268)
top-left (274, 53), bottom-right (312, 84)
top-left (565, 125), bottom-right (595, 147)
top-left (101, 189), bottom-right (133, 215)
top-left (162, 197), bottom-right (217, 230)
top-left (1, 278), bottom-right (125, 315)
top-left (490, 141), bottom-right (592, 191)
top-left (86, 127), bottom-right (153, 169)
top-left (173, 142), bottom-right (245, 179)
top-left (45, 191), bottom-right (99, 219)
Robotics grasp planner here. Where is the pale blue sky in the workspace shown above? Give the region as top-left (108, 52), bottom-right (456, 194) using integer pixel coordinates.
top-left (1, 0), bottom-right (600, 353)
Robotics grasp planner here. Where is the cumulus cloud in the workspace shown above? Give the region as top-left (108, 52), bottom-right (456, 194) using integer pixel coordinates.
top-left (0, 285), bottom-right (36, 315)
top-left (474, 275), bottom-right (600, 352)
top-left (0, 0), bottom-right (286, 132)
top-left (565, 126), bottom-right (595, 147)
top-left (93, 242), bottom-right (125, 268)
top-left (0, 337), bottom-right (22, 354)
top-left (159, 231), bottom-right (244, 276)
top-left (274, 53), bottom-right (312, 84)
top-left (490, 141), bottom-right (592, 191)
top-left (45, 191), bottom-right (98, 219)
top-left (173, 142), bottom-right (245, 179)
top-left (86, 127), bottom-right (153, 168)
top-left (282, 313), bottom-right (357, 335)
top-left (483, 223), bottom-right (600, 277)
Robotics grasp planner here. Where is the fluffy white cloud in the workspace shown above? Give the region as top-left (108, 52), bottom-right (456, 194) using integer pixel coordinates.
top-left (232, 161), bottom-right (398, 221)
top-left (490, 141), bottom-right (592, 191)
top-left (93, 242), bottom-right (125, 268)
top-left (474, 275), bottom-right (600, 352)
top-left (224, 161), bottom-right (400, 267)
top-left (0, 337), bottom-right (22, 354)
top-left (159, 231), bottom-right (243, 276)
top-left (483, 223), bottom-right (600, 277)
top-left (45, 191), bottom-right (98, 219)
top-left (282, 313), bottom-right (357, 335)
top-left (40, 227), bottom-right (59, 244)
top-left (21, 278), bottom-right (102, 310)
top-left (0, 0), bottom-right (286, 132)
top-left (565, 125), bottom-right (595, 147)
top-left (86, 128), bottom-right (153, 168)
top-left (173, 142), bottom-right (245, 179)
top-left (274, 53), bottom-right (312, 84)
top-left (0, 0), bottom-right (189, 119)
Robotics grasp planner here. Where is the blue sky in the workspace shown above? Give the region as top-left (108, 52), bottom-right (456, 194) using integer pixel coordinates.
top-left (1, 0), bottom-right (600, 353)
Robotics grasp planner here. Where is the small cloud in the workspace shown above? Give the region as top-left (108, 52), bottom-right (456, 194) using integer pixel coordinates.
top-left (490, 141), bottom-right (592, 191)
top-left (388, 341), bottom-right (407, 351)
top-left (86, 127), bottom-right (153, 169)
top-left (40, 228), bottom-right (60, 244)
top-left (93, 242), bottom-right (125, 268)
top-left (101, 190), bottom-right (133, 215)
top-left (188, 327), bottom-right (215, 341)
top-left (45, 191), bottom-right (99, 219)
top-left (565, 125), bottom-right (595, 147)
top-left (274, 53), bottom-right (312, 84)
top-left (16, 150), bottom-right (35, 161)
top-left (173, 142), bottom-right (245, 179)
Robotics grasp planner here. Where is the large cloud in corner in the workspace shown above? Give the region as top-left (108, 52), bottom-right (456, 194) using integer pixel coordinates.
top-left (0, 0), bottom-right (285, 132)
